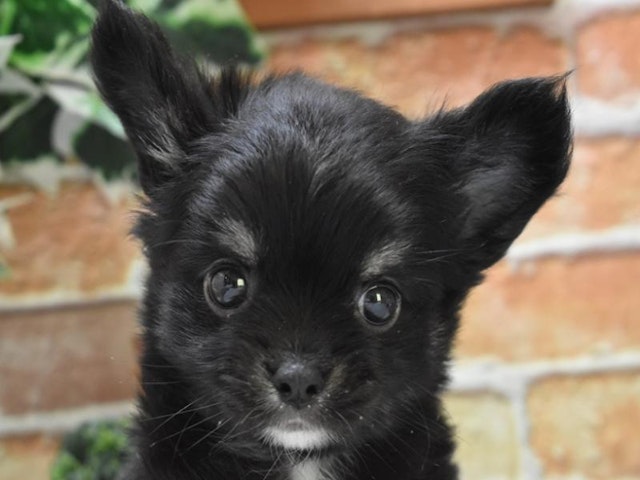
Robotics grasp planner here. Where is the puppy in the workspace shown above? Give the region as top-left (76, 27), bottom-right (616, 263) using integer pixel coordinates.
top-left (91, 1), bottom-right (571, 479)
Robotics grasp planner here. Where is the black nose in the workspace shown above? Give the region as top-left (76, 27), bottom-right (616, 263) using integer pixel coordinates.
top-left (272, 360), bottom-right (325, 408)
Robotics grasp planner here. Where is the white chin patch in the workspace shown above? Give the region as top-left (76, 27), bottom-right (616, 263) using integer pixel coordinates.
top-left (264, 427), bottom-right (331, 450)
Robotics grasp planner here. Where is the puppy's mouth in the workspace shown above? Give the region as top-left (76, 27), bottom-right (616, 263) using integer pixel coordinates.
top-left (262, 418), bottom-right (333, 451)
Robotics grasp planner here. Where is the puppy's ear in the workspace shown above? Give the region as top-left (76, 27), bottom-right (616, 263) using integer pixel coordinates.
top-left (426, 76), bottom-right (572, 269)
top-left (90, 0), bottom-right (246, 194)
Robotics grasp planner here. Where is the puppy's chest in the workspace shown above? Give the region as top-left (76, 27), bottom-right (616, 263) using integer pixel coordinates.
top-left (289, 459), bottom-right (332, 480)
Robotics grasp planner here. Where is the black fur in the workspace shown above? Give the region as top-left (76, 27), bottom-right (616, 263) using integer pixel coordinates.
top-left (91, 2), bottom-right (571, 479)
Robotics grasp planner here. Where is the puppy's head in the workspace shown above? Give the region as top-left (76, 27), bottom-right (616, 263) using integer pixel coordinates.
top-left (92, 1), bottom-right (571, 454)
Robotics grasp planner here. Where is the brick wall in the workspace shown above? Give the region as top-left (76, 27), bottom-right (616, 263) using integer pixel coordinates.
top-left (1, 0), bottom-right (640, 478)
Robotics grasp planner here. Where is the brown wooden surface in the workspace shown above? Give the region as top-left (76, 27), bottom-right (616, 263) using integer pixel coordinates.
top-left (239, 0), bottom-right (553, 29)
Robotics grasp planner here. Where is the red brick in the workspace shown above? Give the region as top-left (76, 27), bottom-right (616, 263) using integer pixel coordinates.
top-left (0, 301), bottom-right (138, 415)
top-left (519, 137), bottom-right (640, 241)
top-left (457, 253), bottom-right (640, 361)
top-left (0, 182), bottom-right (139, 296)
top-left (0, 434), bottom-right (60, 480)
top-left (577, 10), bottom-right (640, 102)
top-left (528, 373), bottom-right (640, 479)
top-left (269, 25), bottom-right (568, 116)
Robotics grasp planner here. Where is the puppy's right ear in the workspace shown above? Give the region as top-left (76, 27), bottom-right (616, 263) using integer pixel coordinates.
top-left (90, 0), bottom-right (245, 194)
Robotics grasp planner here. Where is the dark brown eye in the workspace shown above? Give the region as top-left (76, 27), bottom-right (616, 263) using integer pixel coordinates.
top-left (358, 285), bottom-right (401, 328)
top-left (204, 268), bottom-right (248, 309)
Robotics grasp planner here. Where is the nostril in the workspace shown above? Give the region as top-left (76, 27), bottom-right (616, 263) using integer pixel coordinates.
top-left (271, 359), bottom-right (325, 407)
top-left (278, 382), bottom-right (292, 395)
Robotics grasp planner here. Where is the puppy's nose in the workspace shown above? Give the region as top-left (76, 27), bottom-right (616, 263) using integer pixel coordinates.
top-left (272, 360), bottom-right (324, 408)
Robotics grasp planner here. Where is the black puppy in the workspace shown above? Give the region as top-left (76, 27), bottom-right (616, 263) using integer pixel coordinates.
top-left (91, 1), bottom-right (571, 479)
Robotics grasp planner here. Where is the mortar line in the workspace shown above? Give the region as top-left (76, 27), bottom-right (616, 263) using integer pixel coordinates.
top-left (506, 225), bottom-right (640, 265)
top-left (0, 290), bottom-right (141, 313)
top-left (449, 351), bottom-right (640, 394)
top-left (0, 401), bottom-right (135, 437)
top-left (511, 383), bottom-right (544, 480)
top-left (571, 95), bottom-right (640, 137)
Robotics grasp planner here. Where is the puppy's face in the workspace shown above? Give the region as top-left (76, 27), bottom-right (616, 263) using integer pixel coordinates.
top-left (92, 1), bottom-right (571, 456)
top-left (143, 87), bottom-right (454, 452)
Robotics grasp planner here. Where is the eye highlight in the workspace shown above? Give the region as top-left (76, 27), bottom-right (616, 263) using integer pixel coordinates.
top-left (358, 284), bottom-right (401, 329)
top-left (204, 267), bottom-right (248, 309)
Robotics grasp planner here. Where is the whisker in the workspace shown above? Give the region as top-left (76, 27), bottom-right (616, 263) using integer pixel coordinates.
top-left (147, 238), bottom-right (212, 250)
top-left (182, 417), bottom-right (231, 453)
top-left (150, 410), bottom-right (224, 447)
top-left (148, 395), bottom-right (207, 433)
top-left (207, 409), bottom-right (265, 455)
top-left (142, 399), bottom-right (224, 423)
top-left (363, 441), bottom-right (398, 473)
top-left (172, 410), bottom-right (198, 463)
top-left (261, 449), bottom-right (283, 480)
top-left (140, 363), bottom-right (180, 369)
top-left (141, 380), bottom-right (184, 386)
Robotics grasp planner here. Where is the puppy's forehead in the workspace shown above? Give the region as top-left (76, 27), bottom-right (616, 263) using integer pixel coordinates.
top-left (195, 79), bottom-right (418, 276)
top-left (207, 155), bottom-right (414, 279)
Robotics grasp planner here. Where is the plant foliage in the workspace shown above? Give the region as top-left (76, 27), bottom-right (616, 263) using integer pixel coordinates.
top-left (50, 419), bottom-right (131, 480)
top-left (0, 0), bottom-right (263, 180)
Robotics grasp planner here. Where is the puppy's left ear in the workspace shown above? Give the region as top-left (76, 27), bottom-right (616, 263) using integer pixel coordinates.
top-left (424, 76), bottom-right (572, 270)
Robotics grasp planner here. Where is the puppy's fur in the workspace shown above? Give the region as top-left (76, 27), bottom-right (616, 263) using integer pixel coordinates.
top-left (91, 2), bottom-right (571, 479)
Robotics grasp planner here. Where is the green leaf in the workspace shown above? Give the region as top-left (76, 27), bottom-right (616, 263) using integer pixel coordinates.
top-left (165, 21), bottom-right (262, 64)
top-left (0, 67), bottom-right (41, 96)
top-left (73, 122), bottom-right (137, 180)
top-left (130, 0), bottom-right (164, 12)
top-left (45, 83), bottom-right (125, 138)
top-left (50, 452), bottom-right (83, 480)
top-left (0, 96), bottom-right (58, 163)
top-left (0, 1), bottom-right (18, 36)
top-left (0, 93), bottom-right (34, 130)
top-left (0, 35), bottom-right (22, 70)
top-left (0, 69), bottom-right (43, 133)
top-left (158, 0), bottom-right (247, 24)
top-left (52, 420), bottom-right (132, 480)
top-left (153, 0), bottom-right (264, 64)
top-left (5, 0), bottom-right (94, 75)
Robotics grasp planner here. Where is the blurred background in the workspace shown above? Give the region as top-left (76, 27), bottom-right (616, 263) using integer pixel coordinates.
top-left (1, 0), bottom-right (639, 479)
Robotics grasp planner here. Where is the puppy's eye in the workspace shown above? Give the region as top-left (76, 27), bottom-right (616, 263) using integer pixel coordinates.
top-left (204, 268), bottom-right (248, 309)
top-left (358, 285), bottom-right (401, 328)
